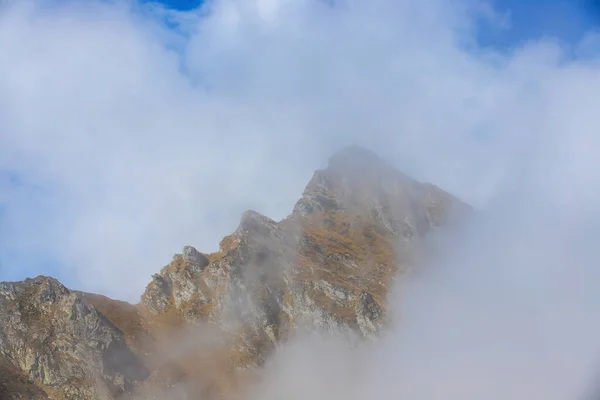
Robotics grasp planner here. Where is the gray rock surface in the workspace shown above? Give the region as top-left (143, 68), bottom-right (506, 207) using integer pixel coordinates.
top-left (0, 277), bottom-right (148, 399)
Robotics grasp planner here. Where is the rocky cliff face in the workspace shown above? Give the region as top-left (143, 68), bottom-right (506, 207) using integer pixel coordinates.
top-left (0, 277), bottom-right (148, 399)
top-left (0, 147), bottom-right (470, 399)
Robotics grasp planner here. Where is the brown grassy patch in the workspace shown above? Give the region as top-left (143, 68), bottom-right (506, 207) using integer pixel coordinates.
top-left (293, 210), bottom-right (398, 310)
top-left (82, 293), bottom-right (154, 356)
top-left (304, 286), bottom-right (358, 324)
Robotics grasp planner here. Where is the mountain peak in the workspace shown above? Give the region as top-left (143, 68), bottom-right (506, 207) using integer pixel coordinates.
top-left (292, 146), bottom-right (462, 232)
top-left (328, 145), bottom-right (391, 172)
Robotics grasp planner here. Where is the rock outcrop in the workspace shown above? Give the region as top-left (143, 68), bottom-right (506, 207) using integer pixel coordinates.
top-left (0, 354), bottom-right (49, 400)
top-left (0, 277), bottom-right (148, 399)
top-left (0, 147), bottom-right (471, 399)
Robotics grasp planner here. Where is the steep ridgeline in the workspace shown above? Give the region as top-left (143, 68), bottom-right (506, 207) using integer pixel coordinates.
top-left (0, 147), bottom-right (471, 399)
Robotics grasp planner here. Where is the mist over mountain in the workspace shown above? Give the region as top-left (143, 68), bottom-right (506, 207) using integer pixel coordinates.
top-left (0, 147), bottom-right (470, 399)
top-left (2, 147), bottom-right (600, 400)
top-left (3, 0), bottom-right (600, 399)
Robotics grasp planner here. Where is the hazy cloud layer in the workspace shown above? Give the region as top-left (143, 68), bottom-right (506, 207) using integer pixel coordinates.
top-left (1, 0), bottom-right (600, 304)
top-left (248, 203), bottom-right (600, 400)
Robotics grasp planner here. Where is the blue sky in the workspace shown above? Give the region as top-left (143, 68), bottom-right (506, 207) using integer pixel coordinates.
top-left (153, 0), bottom-right (600, 46)
top-left (149, 0), bottom-right (204, 10)
top-left (480, 0), bottom-right (599, 47)
top-left (1, 0), bottom-right (600, 300)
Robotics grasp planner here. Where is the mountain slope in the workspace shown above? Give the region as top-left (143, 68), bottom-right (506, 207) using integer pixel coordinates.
top-left (0, 147), bottom-right (471, 399)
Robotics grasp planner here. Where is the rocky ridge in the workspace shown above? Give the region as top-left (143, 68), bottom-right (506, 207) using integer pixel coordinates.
top-left (0, 147), bottom-right (470, 399)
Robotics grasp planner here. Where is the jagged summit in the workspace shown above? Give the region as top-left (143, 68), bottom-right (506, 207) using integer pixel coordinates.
top-left (0, 147), bottom-right (471, 399)
top-left (181, 245), bottom-right (210, 266)
top-left (328, 145), bottom-right (395, 173)
top-left (294, 146), bottom-right (467, 235)
top-left (236, 209), bottom-right (277, 235)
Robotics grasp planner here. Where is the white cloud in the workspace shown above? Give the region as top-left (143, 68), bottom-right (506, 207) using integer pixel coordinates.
top-left (0, 0), bottom-right (599, 306)
top-left (4, 0), bottom-right (600, 398)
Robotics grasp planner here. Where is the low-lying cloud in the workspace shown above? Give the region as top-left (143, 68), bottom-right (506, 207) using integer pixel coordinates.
top-left (246, 197), bottom-right (600, 400)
